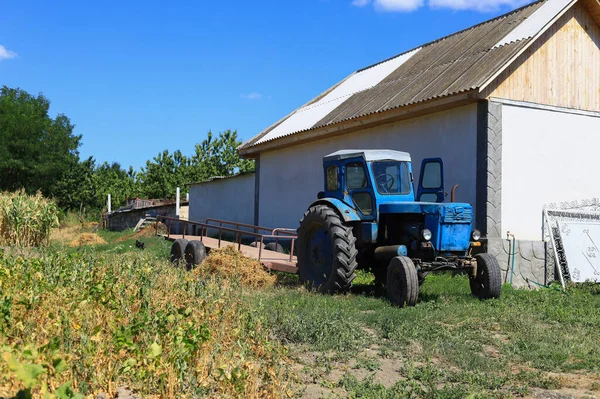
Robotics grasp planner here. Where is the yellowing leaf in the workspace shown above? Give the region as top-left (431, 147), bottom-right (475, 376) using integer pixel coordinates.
top-left (148, 342), bottom-right (162, 359)
top-left (2, 352), bottom-right (46, 388)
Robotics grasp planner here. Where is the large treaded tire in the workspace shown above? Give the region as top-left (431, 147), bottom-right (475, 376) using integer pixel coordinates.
top-left (184, 240), bottom-right (207, 271)
top-left (470, 253), bottom-right (502, 299)
top-left (297, 204), bottom-right (358, 293)
top-left (170, 239), bottom-right (189, 267)
top-left (386, 256), bottom-right (419, 307)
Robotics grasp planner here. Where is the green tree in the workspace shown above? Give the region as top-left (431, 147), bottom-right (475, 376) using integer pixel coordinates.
top-left (138, 150), bottom-right (187, 199)
top-left (94, 162), bottom-right (139, 209)
top-left (0, 86), bottom-right (81, 194)
top-left (53, 157), bottom-right (97, 210)
top-left (138, 130), bottom-right (254, 200)
top-left (190, 129), bottom-right (254, 180)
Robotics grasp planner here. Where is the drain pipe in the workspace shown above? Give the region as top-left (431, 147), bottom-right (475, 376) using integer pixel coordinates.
top-left (507, 231), bottom-right (516, 285)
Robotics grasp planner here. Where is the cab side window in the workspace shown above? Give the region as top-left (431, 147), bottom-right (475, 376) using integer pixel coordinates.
top-left (346, 162), bottom-right (367, 189)
top-left (326, 165), bottom-right (339, 191)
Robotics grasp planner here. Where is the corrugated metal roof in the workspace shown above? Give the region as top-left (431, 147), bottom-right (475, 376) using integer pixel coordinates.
top-left (254, 48), bottom-right (421, 145)
top-left (494, 0), bottom-right (575, 47)
top-left (240, 0), bottom-right (566, 152)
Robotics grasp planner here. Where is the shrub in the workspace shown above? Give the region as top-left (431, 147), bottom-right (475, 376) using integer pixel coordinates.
top-left (0, 190), bottom-right (59, 247)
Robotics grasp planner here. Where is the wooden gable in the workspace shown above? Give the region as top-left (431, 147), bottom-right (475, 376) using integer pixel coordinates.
top-left (484, 0), bottom-right (600, 112)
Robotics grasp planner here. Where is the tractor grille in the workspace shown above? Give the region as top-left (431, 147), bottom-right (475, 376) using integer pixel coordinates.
top-left (443, 207), bottom-right (473, 223)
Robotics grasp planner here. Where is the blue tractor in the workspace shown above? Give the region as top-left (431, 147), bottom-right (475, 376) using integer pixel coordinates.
top-left (297, 150), bottom-right (501, 306)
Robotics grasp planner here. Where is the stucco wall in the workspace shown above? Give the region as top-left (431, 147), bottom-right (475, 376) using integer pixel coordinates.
top-left (258, 104), bottom-right (479, 229)
top-left (188, 174), bottom-right (255, 226)
top-left (502, 103), bottom-right (600, 240)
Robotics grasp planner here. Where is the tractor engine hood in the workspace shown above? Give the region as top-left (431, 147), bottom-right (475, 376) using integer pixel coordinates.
top-left (379, 202), bottom-right (473, 222)
top-left (379, 202), bottom-right (473, 252)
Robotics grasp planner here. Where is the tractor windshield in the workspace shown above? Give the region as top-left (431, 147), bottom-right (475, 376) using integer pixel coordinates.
top-left (371, 161), bottom-right (411, 195)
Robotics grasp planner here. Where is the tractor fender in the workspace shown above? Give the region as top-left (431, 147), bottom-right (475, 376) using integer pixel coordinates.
top-left (308, 198), bottom-right (362, 223)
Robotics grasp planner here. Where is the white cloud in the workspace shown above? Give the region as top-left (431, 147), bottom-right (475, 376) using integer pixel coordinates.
top-left (353, 0), bottom-right (530, 12)
top-left (0, 45), bottom-right (17, 61)
top-left (428, 0), bottom-right (531, 12)
top-left (375, 0), bottom-right (424, 11)
top-left (241, 92), bottom-right (263, 100)
top-left (353, 0), bottom-right (424, 11)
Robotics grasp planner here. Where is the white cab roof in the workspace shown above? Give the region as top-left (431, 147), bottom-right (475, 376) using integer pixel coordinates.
top-left (324, 150), bottom-right (411, 162)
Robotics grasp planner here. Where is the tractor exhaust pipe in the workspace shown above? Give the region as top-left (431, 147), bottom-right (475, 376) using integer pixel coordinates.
top-left (451, 184), bottom-right (459, 202)
top-left (374, 245), bottom-right (408, 261)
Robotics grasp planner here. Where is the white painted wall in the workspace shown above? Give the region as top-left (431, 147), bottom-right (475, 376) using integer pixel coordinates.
top-left (258, 104), bottom-right (479, 229)
top-left (502, 104), bottom-right (600, 240)
top-left (189, 174), bottom-right (255, 226)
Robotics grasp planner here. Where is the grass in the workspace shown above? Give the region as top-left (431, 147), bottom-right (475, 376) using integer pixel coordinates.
top-left (250, 272), bottom-right (600, 397)
top-left (2, 221), bottom-right (600, 398)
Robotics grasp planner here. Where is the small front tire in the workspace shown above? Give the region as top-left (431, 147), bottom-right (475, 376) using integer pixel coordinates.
top-left (470, 253), bottom-right (502, 299)
top-left (386, 256), bottom-right (419, 307)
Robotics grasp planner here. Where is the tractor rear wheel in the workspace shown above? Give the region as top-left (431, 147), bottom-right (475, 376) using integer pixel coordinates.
top-left (184, 240), bottom-right (207, 271)
top-left (386, 256), bottom-right (419, 307)
top-left (470, 253), bottom-right (502, 299)
top-left (297, 205), bottom-right (358, 292)
top-left (170, 238), bottom-right (189, 267)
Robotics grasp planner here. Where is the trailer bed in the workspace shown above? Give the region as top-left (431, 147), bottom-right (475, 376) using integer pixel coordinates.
top-left (166, 234), bottom-right (298, 273)
top-left (158, 216), bottom-right (298, 274)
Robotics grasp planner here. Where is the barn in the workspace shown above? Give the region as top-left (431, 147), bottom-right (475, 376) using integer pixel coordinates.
top-left (194, 0), bottom-right (600, 286)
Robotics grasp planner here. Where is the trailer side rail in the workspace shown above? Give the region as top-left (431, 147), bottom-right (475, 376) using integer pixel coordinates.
top-left (156, 215), bottom-right (297, 263)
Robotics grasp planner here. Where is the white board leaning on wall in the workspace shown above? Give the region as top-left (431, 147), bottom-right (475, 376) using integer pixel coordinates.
top-left (558, 221), bottom-right (600, 283)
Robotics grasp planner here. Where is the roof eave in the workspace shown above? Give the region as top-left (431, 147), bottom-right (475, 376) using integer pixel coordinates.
top-left (239, 90), bottom-right (481, 158)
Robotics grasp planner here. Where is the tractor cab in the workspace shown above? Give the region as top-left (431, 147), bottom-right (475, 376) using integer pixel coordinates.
top-left (321, 150), bottom-right (447, 220)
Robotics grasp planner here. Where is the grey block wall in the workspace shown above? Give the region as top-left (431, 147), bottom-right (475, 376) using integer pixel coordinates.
top-left (477, 100), bottom-right (552, 288)
top-left (487, 239), bottom-right (551, 287)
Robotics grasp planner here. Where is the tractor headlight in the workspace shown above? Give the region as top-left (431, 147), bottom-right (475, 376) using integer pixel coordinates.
top-left (471, 230), bottom-right (481, 241)
top-left (421, 229), bottom-right (432, 242)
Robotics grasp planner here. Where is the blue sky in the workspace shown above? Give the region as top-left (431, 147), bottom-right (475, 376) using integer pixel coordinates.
top-left (0, 0), bottom-right (531, 170)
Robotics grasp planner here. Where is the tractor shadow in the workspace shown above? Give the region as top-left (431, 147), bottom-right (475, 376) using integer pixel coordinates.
top-left (350, 283), bottom-right (444, 303)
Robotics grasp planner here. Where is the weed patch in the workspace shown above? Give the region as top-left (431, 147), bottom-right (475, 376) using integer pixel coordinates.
top-left (0, 248), bottom-right (291, 398)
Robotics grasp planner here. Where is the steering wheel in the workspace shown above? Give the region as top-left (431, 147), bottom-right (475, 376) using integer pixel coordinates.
top-left (375, 173), bottom-right (395, 193)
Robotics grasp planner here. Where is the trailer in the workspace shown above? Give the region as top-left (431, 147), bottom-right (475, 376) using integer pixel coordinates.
top-left (156, 215), bottom-right (298, 274)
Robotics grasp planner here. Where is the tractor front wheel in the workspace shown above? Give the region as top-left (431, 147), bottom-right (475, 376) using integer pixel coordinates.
top-left (470, 253), bottom-right (502, 299)
top-left (386, 256), bottom-right (419, 307)
top-left (297, 205), bottom-right (358, 293)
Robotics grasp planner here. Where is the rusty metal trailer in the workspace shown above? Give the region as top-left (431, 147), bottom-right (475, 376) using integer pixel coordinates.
top-left (157, 216), bottom-right (298, 274)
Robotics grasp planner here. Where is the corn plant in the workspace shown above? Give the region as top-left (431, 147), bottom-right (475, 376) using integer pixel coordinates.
top-left (0, 190), bottom-right (59, 247)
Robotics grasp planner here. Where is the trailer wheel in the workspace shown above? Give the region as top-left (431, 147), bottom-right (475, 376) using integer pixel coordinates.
top-left (470, 253), bottom-right (502, 299)
top-left (297, 204), bottom-right (358, 292)
top-left (265, 242), bottom-right (284, 253)
top-left (386, 256), bottom-right (419, 307)
top-left (170, 239), bottom-right (189, 267)
top-left (184, 240), bottom-right (207, 271)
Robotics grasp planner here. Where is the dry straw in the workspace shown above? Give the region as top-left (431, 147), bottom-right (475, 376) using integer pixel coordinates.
top-left (0, 190), bottom-right (59, 247)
